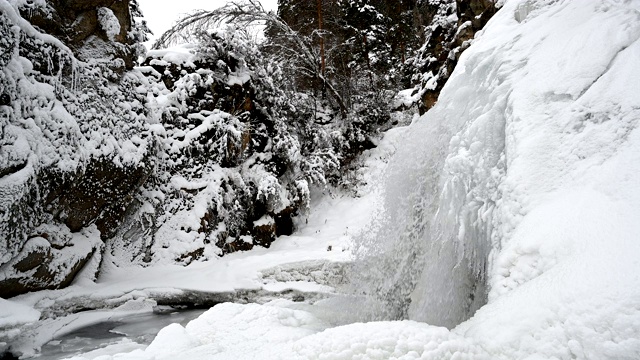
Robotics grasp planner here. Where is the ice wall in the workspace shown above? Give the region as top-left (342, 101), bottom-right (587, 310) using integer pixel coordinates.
top-left (353, 31), bottom-right (505, 326)
top-left (355, 0), bottom-right (640, 330)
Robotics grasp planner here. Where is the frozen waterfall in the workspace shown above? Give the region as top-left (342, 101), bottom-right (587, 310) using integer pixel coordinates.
top-left (352, 0), bottom-right (640, 331)
top-left (352, 37), bottom-right (505, 327)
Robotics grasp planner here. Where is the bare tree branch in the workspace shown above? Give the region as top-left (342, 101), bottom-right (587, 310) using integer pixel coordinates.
top-left (153, 0), bottom-right (347, 117)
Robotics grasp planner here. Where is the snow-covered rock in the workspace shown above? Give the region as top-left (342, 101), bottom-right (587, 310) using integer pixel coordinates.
top-left (0, 0), bottom-right (154, 296)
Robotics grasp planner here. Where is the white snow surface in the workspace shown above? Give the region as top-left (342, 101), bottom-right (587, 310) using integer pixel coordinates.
top-left (0, 298), bottom-right (39, 328)
top-left (64, 301), bottom-right (490, 360)
top-left (5, 0), bottom-right (640, 359)
top-left (97, 7), bottom-right (121, 41)
top-left (2, 171), bottom-right (385, 357)
top-left (450, 0), bottom-right (640, 357)
top-left (146, 44), bottom-right (197, 67)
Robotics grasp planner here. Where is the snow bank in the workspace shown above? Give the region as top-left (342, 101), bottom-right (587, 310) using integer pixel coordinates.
top-left (62, 302), bottom-right (326, 360)
top-left (0, 298), bottom-right (40, 328)
top-left (0, 299), bottom-right (39, 356)
top-left (65, 301), bottom-right (489, 360)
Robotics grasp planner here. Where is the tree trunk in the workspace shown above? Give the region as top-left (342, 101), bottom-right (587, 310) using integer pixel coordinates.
top-left (363, 34), bottom-right (373, 87)
top-left (317, 0), bottom-right (325, 78)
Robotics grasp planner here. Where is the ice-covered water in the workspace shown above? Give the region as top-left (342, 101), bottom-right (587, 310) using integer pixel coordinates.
top-left (35, 309), bottom-right (205, 360)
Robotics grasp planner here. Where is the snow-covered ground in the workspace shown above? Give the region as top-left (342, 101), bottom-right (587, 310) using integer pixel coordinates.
top-left (4, 0), bottom-right (640, 359)
top-left (0, 191), bottom-right (363, 357)
top-left (0, 193), bottom-right (356, 357)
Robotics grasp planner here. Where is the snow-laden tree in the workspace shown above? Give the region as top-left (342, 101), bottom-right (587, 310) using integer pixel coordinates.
top-left (155, 0), bottom-right (348, 117)
top-left (152, 0), bottom-right (398, 185)
top-left (106, 22), bottom-right (344, 264)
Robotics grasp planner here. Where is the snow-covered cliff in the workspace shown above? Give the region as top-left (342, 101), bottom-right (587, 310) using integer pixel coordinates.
top-left (356, 0), bottom-right (640, 356)
top-left (0, 0), bottom-right (336, 299)
top-left (0, 0), bottom-right (154, 298)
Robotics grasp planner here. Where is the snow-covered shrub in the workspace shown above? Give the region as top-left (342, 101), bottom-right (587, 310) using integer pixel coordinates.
top-left (107, 26), bottom-right (334, 264)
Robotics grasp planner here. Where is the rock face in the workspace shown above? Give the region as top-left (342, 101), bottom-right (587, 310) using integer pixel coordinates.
top-left (116, 34), bottom-right (310, 263)
top-left (2, 0), bottom-right (316, 296)
top-left (45, 160), bottom-right (151, 238)
top-left (22, 0), bottom-right (139, 67)
top-left (411, 0), bottom-right (497, 113)
top-left (0, 227), bottom-right (102, 298)
top-left (0, 0), bottom-right (152, 297)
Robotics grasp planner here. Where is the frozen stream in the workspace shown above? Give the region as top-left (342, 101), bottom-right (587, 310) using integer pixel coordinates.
top-left (34, 308), bottom-right (206, 360)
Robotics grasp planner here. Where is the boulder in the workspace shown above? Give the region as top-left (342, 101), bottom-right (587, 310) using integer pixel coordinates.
top-left (19, 0), bottom-right (136, 68)
top-left (252, 215), bottom-right (276, 248)
top-left (0, 226), bottom-right (102, 298)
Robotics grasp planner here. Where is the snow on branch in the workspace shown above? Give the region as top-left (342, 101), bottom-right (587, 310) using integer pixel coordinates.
top-left (153, 0), bottom-right (347, 117)
top-left (0, 0), bottom-right (74, 57)
top-left (153, 0), bottom-right (268, 49)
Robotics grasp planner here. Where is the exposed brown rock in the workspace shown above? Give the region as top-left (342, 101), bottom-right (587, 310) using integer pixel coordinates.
top-left (45, 159), bottom-right (151, 239)
top-left (416, 0), bottom-right (497, 114)
top-left (19, 0), bottom-right (135, 68)
top-left (0, 235), bottom-right (99, 298)
top-left (67, 10), bottom-right (99, 44)
top-left (175, 247), bottom-right (205, 265)
top-left (252, 219), bottom-right (276, 248)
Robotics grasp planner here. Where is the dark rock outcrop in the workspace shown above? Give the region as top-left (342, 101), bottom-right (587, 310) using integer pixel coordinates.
top-left (20, 0), bottom-right (138, 68)
top-left (410, 0), bottom-right (497, 113)
top-left (45, 160), bottom-right (151, 239)
top-left (133, 45), bottom-right (306, 259)
top-left (0, 227), bottom-right (102, 298)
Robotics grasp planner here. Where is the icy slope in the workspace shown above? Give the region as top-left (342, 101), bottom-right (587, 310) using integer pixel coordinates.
top-left (449, 0), bottom-right (640, 357)
top-left (354, 0), bottom-right (640, 330)
top-left (388, 0), bottom-right (640, 356)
